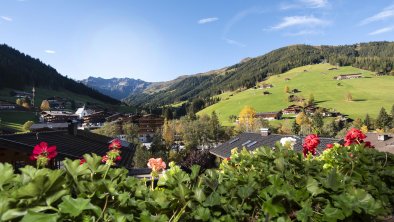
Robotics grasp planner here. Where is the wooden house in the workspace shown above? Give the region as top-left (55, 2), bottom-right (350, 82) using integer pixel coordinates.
top-left (255, 111), bottom-right (282, 120)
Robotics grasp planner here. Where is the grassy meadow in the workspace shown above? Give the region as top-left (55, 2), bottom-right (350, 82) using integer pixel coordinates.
top-left (198, 64), bottom-right (394, 126)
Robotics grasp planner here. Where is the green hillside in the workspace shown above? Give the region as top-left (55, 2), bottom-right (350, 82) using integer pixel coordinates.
top-left (127, 42), bottom-right (394, 109)
top-left (198, 64), bottom-right (394, 126)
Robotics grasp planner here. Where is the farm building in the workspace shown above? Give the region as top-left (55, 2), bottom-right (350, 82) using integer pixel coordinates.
top-left (255, 111), bottom-right (282, 120)
top-left (334, 73), bottom-right (362, 80)
top-left (282, 105), bottom-right (303, 115)
top-left (260, 83), bottom-right (273, 89)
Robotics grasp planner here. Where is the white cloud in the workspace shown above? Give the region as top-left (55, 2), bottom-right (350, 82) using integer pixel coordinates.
top-left (360, 5), bottom-right (394, 25)
top-left (368, 26), bottom-right (394, 35)
top-left (280, 0), bottom-right (328, 10)
top-left (300, 0), bottom-right (328, 8)
top-left (224, 38), bottom-right (246, 47)
top-left (45, 50), bottom-right (56, 54)
top-left (1, 16), bottom-right (13, 22)
top-left (271, 16), bottom-right (330, 30)
top-left (285, 30), bottom-right (322, 36)
top-left (197, 17), bottom-right (218, 24)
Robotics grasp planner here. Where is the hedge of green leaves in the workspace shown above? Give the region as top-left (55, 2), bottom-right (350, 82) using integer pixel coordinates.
top-left (0, 144), bottom-right (393, 221)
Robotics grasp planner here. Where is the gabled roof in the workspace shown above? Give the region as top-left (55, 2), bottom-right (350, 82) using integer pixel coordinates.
top-left (210, 132), bottom-right (340, 158)
top-left (0, 130), bottom-right (136, 167)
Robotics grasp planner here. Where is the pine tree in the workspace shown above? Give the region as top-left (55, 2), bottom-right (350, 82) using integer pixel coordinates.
top-left (364, 114), bottom-right (373, 130)
top-left (210, 111), bottom-right (221, 143)
top-left (291, 120), bottom-right (300, 135)
top-left (312, 112), bottom-right (324, 133)
top-left (375, 107), bottom-right (391, 130)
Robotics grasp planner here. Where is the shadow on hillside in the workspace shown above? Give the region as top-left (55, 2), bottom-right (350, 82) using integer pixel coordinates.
top-left (281, 116), bottom-right (295, 120)
top-left (352, 99), bottom-right (367, 102)
top-left (315, 100), bottom-right (330, 104)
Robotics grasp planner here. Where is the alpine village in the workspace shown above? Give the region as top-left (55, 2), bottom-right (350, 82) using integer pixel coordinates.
top-left (1, 1), bottom-right (394, 221)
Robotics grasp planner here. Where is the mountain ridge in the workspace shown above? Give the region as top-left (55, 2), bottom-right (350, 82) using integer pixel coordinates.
top-left (0, 44), bottom-right (120, 105)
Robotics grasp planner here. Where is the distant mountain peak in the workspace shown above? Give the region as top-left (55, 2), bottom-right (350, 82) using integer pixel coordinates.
top-left (81, 76), bottom-right (152, 100)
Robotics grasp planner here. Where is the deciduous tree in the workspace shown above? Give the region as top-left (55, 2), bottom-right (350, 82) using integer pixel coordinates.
top-left (40, 100), bottom-right (50, 111)
top-left (238, 106), bottom-right (256, 132)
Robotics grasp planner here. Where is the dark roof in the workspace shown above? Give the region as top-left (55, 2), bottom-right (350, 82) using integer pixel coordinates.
top-left (0, 130), bottom-right (136, 167)
top-left (210, 132), bottom-right (340, 158)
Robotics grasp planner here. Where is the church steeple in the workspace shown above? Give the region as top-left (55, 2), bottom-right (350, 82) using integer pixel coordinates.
top-left (32, 86), bottom-right (35, 107)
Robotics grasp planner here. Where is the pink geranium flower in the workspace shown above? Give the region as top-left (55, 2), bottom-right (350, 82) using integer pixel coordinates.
top-left (147, 158), bottom-right (166, 172)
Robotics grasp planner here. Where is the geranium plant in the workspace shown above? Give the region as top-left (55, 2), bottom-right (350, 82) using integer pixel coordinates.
top-left (29, 141), bottom-right (57, 168)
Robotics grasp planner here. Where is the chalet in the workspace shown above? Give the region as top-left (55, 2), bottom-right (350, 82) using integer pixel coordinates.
top-left (260, 83), bottom-right (273, 89)
top-left (304, 105), bottom-right (318, 115)
top-left (137, 114), bottom-right (164, 143)
top-left (83, 111), bottom-right (111, 126)
top-left (40, 111), bottom-right (79, 123)
top-left (106, 113), bottom-right (124, 123)
top-left (75, 106), bottom-right (94, 119)
top-left (263, 91), bottom-right (271, 95)
top-left (335, 73), bottom-right (362, 80)
top-left (210, 128), bottom-right (340, 159)
top-left (46, 97), bottom-right (67, 110)
top-left (282, 105), bottom-right (303, 115)
top-left (0, 100), bottom-right (17, 110)
top-left (0, 122), bottom-right (136, 169)
top-left (365, 133), bottom-right (394, 154)
top-left (255, 111), bottom-right (282, 120)
top-left (328, 67), bottom-right (338, 71)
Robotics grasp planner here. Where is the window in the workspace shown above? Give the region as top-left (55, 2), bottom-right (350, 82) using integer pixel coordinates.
top-left (247, 141), bottom-right (257, 148)
top-left (229, 137), bottom-right (239, 144)
top-left (242, 140), bottom-right (251, 146)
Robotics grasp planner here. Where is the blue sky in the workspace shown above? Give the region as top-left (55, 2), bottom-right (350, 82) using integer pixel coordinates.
top-left (1, 0), bottom-right (393, 82)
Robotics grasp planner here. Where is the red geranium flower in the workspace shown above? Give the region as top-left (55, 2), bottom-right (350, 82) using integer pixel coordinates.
top-left (324, 143), bottom-right (334, 151)
top-left (302, 134), bottom-right (320, 156)
top-left (344, 128), bottom-right (366, 145)
top-left (80, 158), bottom-right (86, 165)
top-left (30, 142), bottom-right (57, 160)
top-left (364, 141), bottom-right (374, 148)
top-left (115, 156), bottom-right (122, 161)
top-left (109, 139), bottom-right (122, 149)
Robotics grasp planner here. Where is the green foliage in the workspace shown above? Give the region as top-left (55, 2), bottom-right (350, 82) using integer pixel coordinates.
top-left (0, 144), bottom-right (393, 221)
top-left (375, 107), bottom-right (392, 130)
top-left (22, 120), bottom-right (34, 132)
